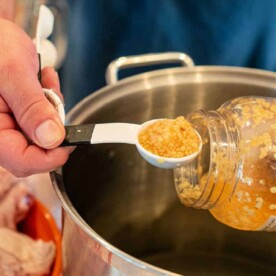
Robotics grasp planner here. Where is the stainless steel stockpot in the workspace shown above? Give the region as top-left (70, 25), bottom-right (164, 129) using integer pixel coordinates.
top-left (52, 53), bottom-right (276, 276)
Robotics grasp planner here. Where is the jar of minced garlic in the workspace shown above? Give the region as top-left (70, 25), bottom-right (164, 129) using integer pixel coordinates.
top-left (174, 96), bottom-right (276, 231)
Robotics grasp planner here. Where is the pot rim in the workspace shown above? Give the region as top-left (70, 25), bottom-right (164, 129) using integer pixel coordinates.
top-left (65, 66), bottom-right (275, 124)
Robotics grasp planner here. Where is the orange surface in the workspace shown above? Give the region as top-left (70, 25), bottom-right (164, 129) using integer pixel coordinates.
top-left (19, 200), bottom-right (62, 276)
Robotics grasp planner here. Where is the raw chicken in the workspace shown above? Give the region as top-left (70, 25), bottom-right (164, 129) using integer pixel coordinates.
top-left (0, 228), bottom-right (56, 275)
top-left (0, 167), bottom-right (34, 230)
top-left (0, 249), bottom-right (23, 276)
top-left (0, 167), bottom-right (57, 275)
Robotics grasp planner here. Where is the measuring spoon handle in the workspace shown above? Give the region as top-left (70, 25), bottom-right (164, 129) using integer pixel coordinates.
top-left (61, 124), bottom-right (96, 146)
top-left (61, 123), bottom-right (140, 146)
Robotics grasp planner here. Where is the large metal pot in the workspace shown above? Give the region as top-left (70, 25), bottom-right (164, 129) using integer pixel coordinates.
top-left (52, 53), bottom-right (276, 275)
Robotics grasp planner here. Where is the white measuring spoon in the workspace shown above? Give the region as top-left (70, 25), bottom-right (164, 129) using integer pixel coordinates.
top-left (61, 121), bottom-right (202, 169)
top-left (42, 88), bottom-right (202, 169)
top-left (33, 6), bottom-right (65, 122)
top-left (34, 5), bottom-right (57, 73)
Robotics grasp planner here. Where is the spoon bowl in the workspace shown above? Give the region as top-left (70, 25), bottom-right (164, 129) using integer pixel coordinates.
top-left (135, 119), bottom-right (202, 169)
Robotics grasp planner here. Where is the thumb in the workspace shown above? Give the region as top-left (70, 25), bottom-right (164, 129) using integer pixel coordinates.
top-left (2, 67), bottom-right (65, 149)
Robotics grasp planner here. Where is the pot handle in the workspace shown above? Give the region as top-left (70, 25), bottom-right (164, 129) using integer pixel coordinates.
top-left (105, 52), bottom-right (194, 85)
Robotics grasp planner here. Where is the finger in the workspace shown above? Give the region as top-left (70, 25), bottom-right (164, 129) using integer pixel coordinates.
top-left (0, 62), bottom-right (65, 149)
top-left (0, 113), bottom-right (16, 130)
top-left (0, 19), bottom-right (38, 73)
top-left (41, 67), bottom-right (63, 100)
top-left (0, 129), bottom-right (72, 177)
top-left (0, 20), bottom-right (65, 149)
top-left (0, 96), bottom-right (11, 113)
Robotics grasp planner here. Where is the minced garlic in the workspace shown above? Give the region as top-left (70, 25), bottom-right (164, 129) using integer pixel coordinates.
top-left (138, 116), bottom-right (200, 158)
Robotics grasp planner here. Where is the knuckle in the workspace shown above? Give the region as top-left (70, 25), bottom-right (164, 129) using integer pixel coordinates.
top-left (18, 96), bottom-right (54, 127)
top-left (0, 53), bottom-right (23, 83)
top-left (0, 43), bottom-right (37, 81)
top-left (9, 165), bottom-right (30, 178)
top-left (13, 170), bottom-right (30, 178)
top-left (5, 54), bottom-right (20, 72)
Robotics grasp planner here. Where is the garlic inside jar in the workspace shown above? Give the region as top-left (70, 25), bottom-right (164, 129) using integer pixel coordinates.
top-left (174, 97), bottom-right (276, 231)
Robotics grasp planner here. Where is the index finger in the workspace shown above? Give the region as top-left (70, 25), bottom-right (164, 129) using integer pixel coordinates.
top-left (0, 128), bottom-right (71, 177)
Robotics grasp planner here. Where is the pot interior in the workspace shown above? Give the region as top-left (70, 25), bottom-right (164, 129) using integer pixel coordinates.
top-left (62, 79), bottom-right (276, 275)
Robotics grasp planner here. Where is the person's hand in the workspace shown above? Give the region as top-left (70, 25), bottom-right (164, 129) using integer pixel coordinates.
top-left (0, 18), bottom-right (72, 177)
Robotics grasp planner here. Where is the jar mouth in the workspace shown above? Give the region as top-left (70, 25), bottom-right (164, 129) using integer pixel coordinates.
top-left (174, 110), bottom-right (211, 208)
top-left (174, 110), bottom-right (240, 209)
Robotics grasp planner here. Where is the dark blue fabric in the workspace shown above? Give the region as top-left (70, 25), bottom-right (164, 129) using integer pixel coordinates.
top-left (60, 0), bottom-right (276, 110)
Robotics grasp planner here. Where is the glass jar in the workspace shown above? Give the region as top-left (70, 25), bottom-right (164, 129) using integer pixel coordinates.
top-left (174, 96), bottom-right (276, 231)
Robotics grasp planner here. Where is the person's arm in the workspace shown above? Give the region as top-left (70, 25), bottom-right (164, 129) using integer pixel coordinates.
top-left (0, 9), bottom-right (72, 177)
